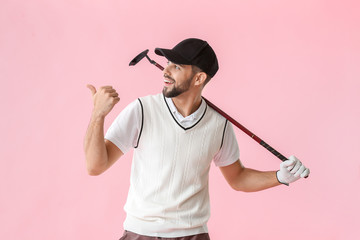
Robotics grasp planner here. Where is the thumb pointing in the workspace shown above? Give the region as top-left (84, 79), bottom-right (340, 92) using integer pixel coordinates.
top-left (87, 84), bottom-right (97, 96)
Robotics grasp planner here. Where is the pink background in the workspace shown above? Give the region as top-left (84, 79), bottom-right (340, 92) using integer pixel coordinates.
top-left (1, 0), bottom-right (359, 239)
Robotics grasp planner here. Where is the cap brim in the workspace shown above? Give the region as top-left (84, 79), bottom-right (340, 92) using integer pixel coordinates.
top-left (155, 48), bottom-right (191, 65)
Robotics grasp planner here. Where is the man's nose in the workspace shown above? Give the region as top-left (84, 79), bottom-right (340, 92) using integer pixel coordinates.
top-left (163, 64), bottom-right (172, 75)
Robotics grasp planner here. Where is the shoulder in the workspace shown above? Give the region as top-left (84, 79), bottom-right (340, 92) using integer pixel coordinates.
top-left (204, 102), bottom-right (227, 123)
top-left (201, 97), bottom-right (225, 118)
top-left (138, 93), bottom-right (163, 102)
top-left (138, 93), bottom-right (164, 108)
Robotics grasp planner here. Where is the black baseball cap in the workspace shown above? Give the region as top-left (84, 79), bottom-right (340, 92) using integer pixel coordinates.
top-left (155, 38), bottom-right (219, 78)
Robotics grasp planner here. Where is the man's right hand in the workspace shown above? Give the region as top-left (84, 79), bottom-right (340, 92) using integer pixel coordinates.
top-left (87, 84), bottom-right (120, 118)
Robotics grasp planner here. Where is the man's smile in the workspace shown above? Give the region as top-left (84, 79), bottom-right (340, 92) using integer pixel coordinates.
top-left (164, 74), bottom-right (175, 86)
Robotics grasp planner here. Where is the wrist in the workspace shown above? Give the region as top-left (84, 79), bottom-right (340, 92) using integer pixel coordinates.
top-left (91, 111), bottom-right (106, 123)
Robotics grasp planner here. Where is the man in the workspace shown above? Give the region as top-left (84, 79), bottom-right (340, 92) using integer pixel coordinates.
top-left (84, 38), bottom-right (310, 240)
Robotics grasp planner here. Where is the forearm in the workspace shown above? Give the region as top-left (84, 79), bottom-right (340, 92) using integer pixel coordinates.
top-left (84, 114), bottom-right (109, 175)
top-left (233, 168), bottom-right (282, 192)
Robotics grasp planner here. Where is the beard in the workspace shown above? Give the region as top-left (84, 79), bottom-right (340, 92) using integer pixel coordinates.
top-left (162, 74), bottom-right (194, 98)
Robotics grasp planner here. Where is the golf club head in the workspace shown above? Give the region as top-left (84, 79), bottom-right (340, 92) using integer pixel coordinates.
top-left (129, 49), bottom-right (149, 66)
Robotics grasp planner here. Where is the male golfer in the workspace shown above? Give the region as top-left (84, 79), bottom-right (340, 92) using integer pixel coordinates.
top-left (84, 38), bottom-right (310, 240)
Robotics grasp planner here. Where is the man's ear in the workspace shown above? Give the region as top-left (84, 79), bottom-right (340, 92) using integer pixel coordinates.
top-left (194, 72), bottom-right (207, 86)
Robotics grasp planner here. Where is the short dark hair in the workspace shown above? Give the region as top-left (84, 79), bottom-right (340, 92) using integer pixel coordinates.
top-left (192, 65), bottom-right (212, 86)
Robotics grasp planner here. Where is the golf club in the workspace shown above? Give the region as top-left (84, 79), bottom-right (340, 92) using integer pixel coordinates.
top-left (129, 50), bottom-right (288, 162)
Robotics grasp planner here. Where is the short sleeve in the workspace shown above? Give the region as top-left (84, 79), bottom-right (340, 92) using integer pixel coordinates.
top-left (105, 99), bottom-right (142, 154)
top-left (213, 122), bottom-right (241, 167)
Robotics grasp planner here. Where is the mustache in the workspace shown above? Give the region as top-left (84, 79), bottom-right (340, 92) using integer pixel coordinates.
top-left (164, 74), bottom-right (175, 82)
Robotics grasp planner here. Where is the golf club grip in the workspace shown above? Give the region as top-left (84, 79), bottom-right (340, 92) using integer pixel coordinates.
top-left (203, 97), bottom-right (287, 162)
top-left (259, 140), bottom-right (287, 161)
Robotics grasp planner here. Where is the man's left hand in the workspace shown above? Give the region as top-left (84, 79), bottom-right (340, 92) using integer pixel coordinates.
top-left (276, 156), bottom-right (310, 186)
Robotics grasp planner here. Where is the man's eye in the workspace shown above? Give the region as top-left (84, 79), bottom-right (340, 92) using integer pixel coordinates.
top-left (167, 61), bottom-right (180, 70)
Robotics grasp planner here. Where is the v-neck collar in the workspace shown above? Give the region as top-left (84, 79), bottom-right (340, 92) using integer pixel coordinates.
top-left (163, 94), bottom-right (207, 131)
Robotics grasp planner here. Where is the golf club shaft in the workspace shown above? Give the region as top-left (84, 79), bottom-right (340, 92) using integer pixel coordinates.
top-left (154, 63), bottom-right (164, 71)
top-left (131, 52), bottom-right (288, 162)
top-left (156, 63), bottom-right (287, 161)
top-left (203, 97), bottom-right (287, 161)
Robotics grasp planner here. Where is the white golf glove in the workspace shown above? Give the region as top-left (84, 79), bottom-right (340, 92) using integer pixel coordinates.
top-left (276, 155), bottom-right (310, 186)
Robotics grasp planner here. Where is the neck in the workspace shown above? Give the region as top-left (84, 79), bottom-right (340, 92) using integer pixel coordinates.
top-left (172, 91), bottom-right (203, 117)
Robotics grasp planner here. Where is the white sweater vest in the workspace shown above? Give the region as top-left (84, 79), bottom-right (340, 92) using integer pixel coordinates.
top-left (123, 94), bottom-right (227, 237)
